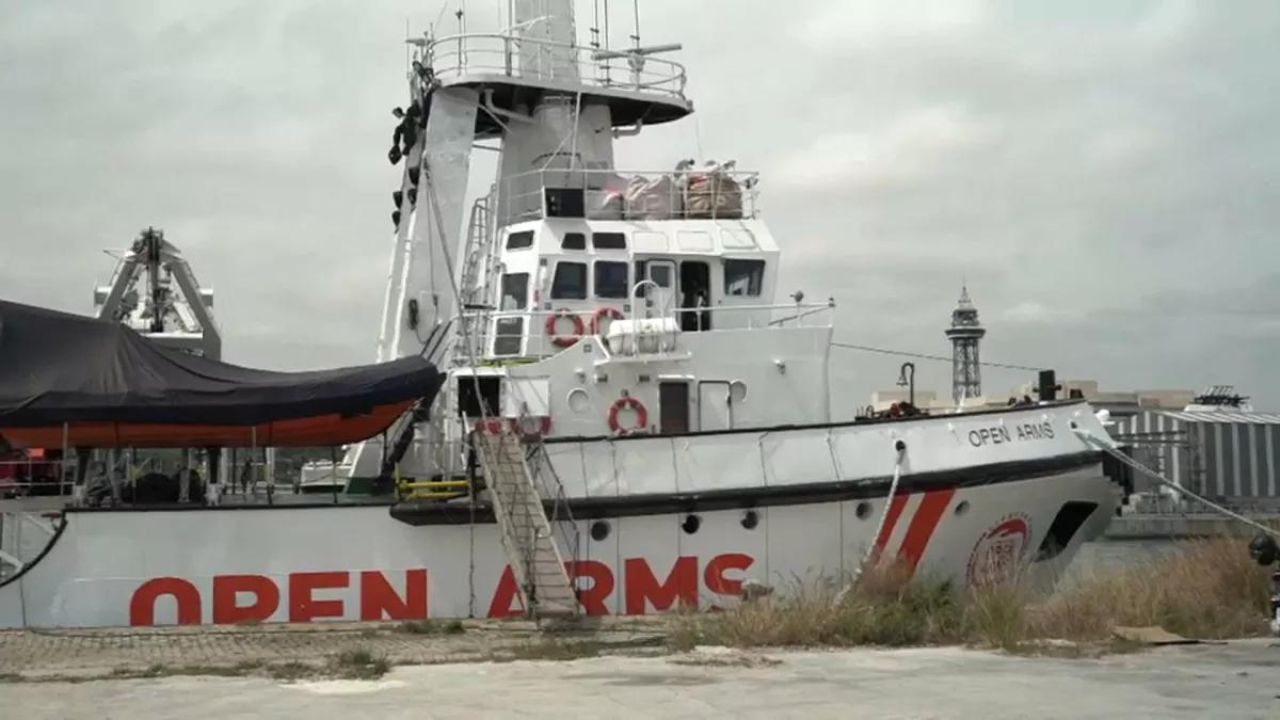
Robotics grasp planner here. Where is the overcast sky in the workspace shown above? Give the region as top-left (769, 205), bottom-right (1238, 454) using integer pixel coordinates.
top-left (1, 0), bottom-right (1277, 410)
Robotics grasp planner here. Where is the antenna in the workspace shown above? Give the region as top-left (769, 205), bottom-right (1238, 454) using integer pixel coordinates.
top-left (631, 0), bottom-right (640, 48)
top-left (590, 0), bottom-right (601, 50)
top-left (591, 42), bottom-right (681, 88)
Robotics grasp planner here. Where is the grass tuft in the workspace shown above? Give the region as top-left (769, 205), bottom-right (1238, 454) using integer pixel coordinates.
top-left (399, 620), bottom-right (437, 634)
top-left (397, 618), bottom-right (465, 635)
top-left (508, 639), bottom-right (606, 661)
top-left (329, 648), bottom-right (391, 680)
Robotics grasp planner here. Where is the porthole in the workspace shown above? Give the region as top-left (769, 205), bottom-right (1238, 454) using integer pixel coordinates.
top-left (954, 500), bottom-right (970, 517)
top-left (567, 387), bottom-right (590, 414)
top-left (590, 520), bottom-right (611, 541)
top-left (740, 510), bottom-right (759, 530)
top-left (855, 501), bottom-right (872, 520)
top-left (681, 514), bottom-right (701, 535)
top-left (729, 380), bottom-right (748, 404)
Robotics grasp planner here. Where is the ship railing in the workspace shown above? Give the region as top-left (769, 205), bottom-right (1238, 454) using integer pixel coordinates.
top-left (424, 32), bottom-right (688, 99)
top-left (498, 167), bottom-right (761, 226)
top-left (458, 301), bottom-right (834, 362)
top-left (0, 458), bottom-right (74, 500)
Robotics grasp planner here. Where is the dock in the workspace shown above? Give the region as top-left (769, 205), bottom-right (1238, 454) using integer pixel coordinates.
top-left (1104, 512), bottom-right (1280, 540)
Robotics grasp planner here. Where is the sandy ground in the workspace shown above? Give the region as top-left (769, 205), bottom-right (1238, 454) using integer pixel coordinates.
top-left (4, 639), bottom-right (1280, 719)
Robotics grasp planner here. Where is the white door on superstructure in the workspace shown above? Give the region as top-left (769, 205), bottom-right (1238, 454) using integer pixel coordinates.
top-left (643, 260), bottom-right (677, 319)
top-left (698, 381), bottom-right (732, 431)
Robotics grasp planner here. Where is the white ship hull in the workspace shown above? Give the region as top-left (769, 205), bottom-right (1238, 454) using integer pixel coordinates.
top-left (0, 404), bottom-right (1118, 629)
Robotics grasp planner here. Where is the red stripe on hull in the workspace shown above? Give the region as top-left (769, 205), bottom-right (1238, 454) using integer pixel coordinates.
top-left (898, 489), bottom-right (957, 571)
top-left (872, 494), bottom-right (910, 558)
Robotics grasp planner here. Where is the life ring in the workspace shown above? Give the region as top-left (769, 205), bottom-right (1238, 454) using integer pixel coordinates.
top-left (592, 307), bottom-right (625, 335)
top-left (545, 310), bottom-right (584, 348)
top-left (608, 394), bottom-right (648, 435)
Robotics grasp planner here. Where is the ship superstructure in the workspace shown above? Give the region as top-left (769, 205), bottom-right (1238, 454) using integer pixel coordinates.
top-left (353, 0), bottom-right (832, 488)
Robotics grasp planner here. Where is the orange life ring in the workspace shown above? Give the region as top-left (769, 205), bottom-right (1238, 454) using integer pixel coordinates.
top-left (608, 395), bottom-right (648, 435)
top-left (591, 307), bottom-right (625, 335)
top-left (545, 310), bottom-right (584, 348)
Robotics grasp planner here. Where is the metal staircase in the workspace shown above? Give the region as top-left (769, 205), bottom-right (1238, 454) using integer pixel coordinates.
top-left (474, 425), bottom-right (578, 620)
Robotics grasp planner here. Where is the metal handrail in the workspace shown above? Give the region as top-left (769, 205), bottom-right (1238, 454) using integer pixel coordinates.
top-left (465, 302), bottom-right (834, 361)
top-left (424, 32), bottom-right (688, 98)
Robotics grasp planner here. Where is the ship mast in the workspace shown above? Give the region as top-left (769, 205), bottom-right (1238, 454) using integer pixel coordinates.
top-left (376, 0), bottom-right (690, 367)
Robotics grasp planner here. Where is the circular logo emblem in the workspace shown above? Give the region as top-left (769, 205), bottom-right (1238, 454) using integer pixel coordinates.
top-left (966, 514), bottom-right (1031, 586)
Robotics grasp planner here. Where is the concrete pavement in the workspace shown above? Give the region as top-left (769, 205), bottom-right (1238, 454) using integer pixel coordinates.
top-left (5, 641), bottom-right (1280, 719)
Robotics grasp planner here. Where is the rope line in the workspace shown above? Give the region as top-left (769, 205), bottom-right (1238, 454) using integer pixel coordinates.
top-left (831, 341), bottom-right (1047, 372)
top-left (834, 444), bottom-right (905, 605)
top-left (1073, 427), bottom-right (1280, 539)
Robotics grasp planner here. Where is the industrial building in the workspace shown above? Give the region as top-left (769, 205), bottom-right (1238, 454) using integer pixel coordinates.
top-left (1111, 391), bottom-right (1280, 504)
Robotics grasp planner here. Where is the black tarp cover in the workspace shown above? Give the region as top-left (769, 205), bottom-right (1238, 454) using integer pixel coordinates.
top-left (0, 299), bottom-right (441, 427)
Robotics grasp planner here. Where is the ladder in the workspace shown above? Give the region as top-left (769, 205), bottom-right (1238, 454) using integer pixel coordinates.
top-left (458, 196), bottom-right (492, 308)
top-left (474, 426), bottom-right (578, 620)
top-left (448, 196), bottom-right (495, 367)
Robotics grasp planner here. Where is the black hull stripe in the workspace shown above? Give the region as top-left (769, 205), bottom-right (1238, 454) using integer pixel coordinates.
top-left (61, 451), bottom-right (1102, 524)
top-left (389, 450), bottom-right (1103, 526)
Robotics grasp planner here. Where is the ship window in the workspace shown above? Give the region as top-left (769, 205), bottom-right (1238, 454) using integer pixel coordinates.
top-left (505, 230), bottom-right (534, 250)
top-left (551, 262), bottom-right (588, 300)
top-left (493, 318), bottom-right (524, 356)
top-left (724, 259), bottom-right (765, 297)
top-left (594, 261), bottom-right (629, 299)
top-left (592, 232), bottom-right (627, 250)
top-left (561, 232), bottom-right (586, 251)
top-left (499, 273), bottom-right (529, 310)
top-left (545, 188), bottom-right (585, 217)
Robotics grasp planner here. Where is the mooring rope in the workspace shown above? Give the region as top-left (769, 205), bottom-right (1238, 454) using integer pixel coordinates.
top-left (1072, 426), bottom-right (1280, 539)
top-left (834, 441), bottom-right (906, 605)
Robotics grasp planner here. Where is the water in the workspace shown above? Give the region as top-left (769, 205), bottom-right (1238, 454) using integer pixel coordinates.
top-left (1061, 538), bottom-right (1185, 586)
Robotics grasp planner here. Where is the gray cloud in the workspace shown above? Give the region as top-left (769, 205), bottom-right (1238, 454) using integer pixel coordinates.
top-left (1, 0), bottom-right (1276, 409)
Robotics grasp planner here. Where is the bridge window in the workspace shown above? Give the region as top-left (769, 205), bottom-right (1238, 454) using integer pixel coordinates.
top-left (592, 232), bottom-right (627, 250)
top-left (724, 259), bottom-right (765, 297)
top-left (561, 232), bottom-right (586, 251)
top-left (505, 230), bottom-right (534, 250)
top-left (551, 262), bottom-right (588, 300)
top-left (594, 261), bottom-right (629, 299)
top-left (500, 273), bottom-right (529, 310)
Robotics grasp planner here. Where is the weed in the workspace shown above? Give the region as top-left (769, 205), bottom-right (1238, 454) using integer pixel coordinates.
top-left (399, 620), bottom-right (437, 634)
top-left (509, 639), bottom-right (605, 661)
top-left (266, 661), bottom-right (316, 681)
top-left (329, 648), bottom-right (391, 680)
